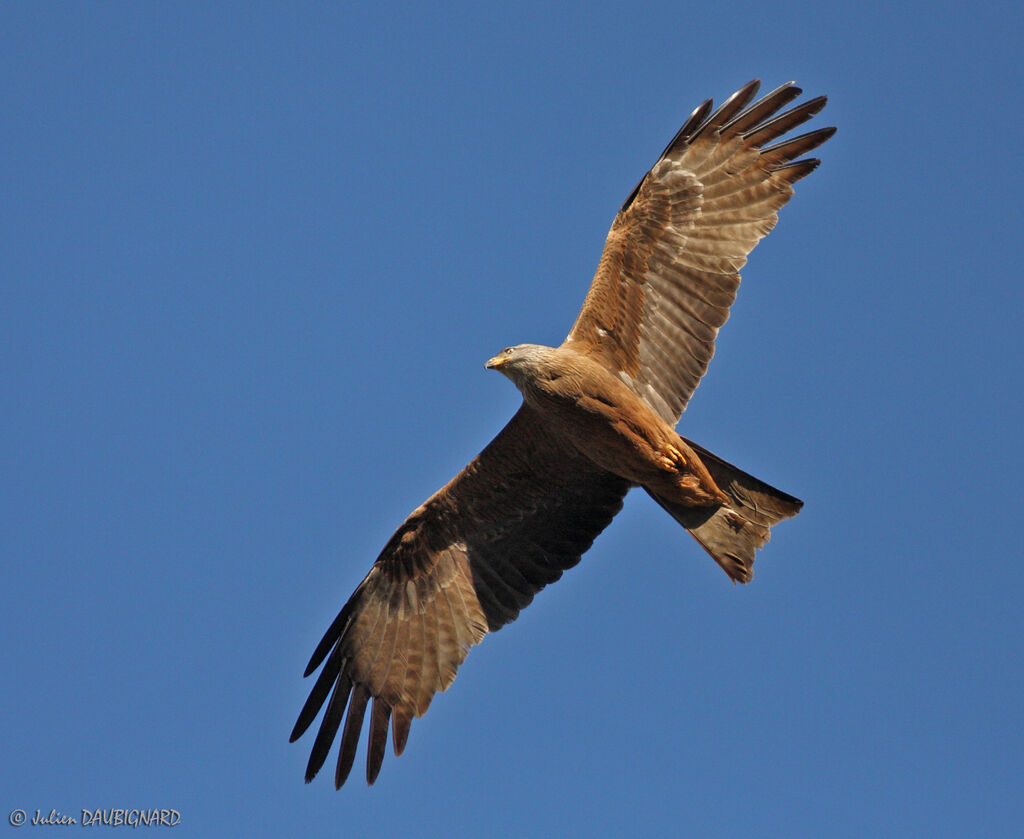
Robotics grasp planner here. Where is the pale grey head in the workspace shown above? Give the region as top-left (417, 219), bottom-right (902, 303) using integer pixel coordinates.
top-left (484, 343), bottom-right (557, 388)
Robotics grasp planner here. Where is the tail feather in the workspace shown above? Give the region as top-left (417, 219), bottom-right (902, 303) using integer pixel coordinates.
top-left (646, 439), bottom-right (803, 583)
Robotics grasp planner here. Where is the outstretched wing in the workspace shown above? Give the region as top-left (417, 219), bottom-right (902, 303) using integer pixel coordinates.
top-left (564, 80), bottom-right (834, 423)
top-left (290, 405), bottom-right (630, 788)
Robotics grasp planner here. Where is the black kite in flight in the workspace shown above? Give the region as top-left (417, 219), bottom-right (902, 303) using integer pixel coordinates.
top-left (291, 79), bottom-right (834, 788)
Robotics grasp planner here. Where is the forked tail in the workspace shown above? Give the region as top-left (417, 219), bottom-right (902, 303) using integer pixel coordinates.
top-left (645, 438), bottom-right (803, 583)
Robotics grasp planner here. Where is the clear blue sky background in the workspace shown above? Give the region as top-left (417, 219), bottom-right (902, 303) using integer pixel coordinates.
top-left (4, 2), bottom-right (1022, 836)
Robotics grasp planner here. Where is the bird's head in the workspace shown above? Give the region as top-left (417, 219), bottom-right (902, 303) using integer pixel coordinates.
top-left (484, 344), bottom-right (551, 386)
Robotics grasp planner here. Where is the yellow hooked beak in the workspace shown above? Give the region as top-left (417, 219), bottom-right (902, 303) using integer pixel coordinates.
top-left (484, 354), bottom-right (506, 370)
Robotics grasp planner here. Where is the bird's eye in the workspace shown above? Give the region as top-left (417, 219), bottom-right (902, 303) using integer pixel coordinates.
top-left (504, 348), bottom-right (513, 356)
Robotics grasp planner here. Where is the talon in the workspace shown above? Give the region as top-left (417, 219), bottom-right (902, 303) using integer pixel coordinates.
top-left (665, 444), bottom-right (687, 467)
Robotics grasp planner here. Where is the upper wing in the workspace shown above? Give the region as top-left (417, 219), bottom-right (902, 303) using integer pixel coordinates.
top-left (290, 405), bottom-right (630, 788)
top-left (564, 80), bottom-right (834, 423)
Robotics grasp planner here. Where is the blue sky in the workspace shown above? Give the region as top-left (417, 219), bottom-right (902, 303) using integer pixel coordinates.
top-left (3, 2), bottom-right (1022, 836)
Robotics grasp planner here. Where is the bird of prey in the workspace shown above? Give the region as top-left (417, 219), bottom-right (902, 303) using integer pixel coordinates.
top-left (291, 79), bottom-right (834, 788)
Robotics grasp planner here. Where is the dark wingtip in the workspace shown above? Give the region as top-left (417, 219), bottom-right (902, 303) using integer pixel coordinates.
top-left (809, 125), bottom-right (837, 144)
top-left (334, 684), bottom-right (370, 789)
top-left (291, 644), bottom-right (348, 745)
top-left (303, 676), bottom-right (352, 784)
top-left (392, 706), bottom-right (412, 756)
top-left (365, 698), bottom-right (390, 785)
top-left (803, 93), bottom-right (828, 114)
top-left (700, 79), bottom-right (763, 133)
top-left (304, 597), bottom-right (360, 676)
top-left (774, 158), bottom-right (821, 184)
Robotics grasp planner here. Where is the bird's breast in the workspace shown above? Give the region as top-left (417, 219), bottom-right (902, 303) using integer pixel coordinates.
top-left (520, 353), bottom-right (679, 483)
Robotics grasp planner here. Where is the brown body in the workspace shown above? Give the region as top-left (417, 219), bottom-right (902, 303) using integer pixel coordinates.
top-left (488, 344), bottom-right (728, 507)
